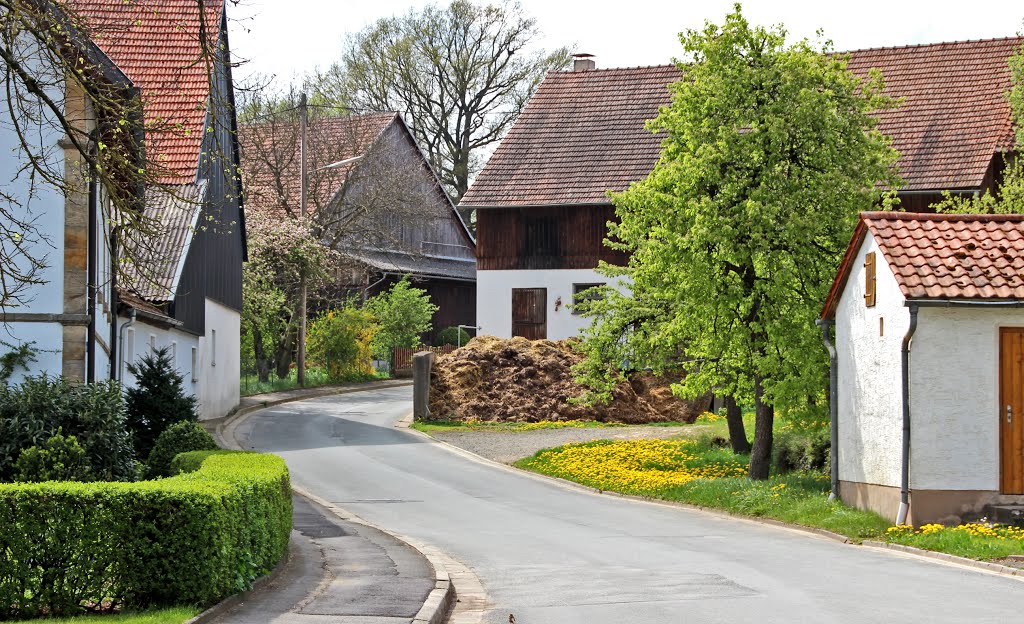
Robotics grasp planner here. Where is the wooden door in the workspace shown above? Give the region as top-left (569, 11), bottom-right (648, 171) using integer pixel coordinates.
top-left (999, 328), bottom-right (1024, 493)
top-left (512, 288), bottom-right (547, 340)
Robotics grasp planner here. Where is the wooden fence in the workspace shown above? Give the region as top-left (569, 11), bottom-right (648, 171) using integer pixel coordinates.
top-left (393, 345), bottom-right (456, 376)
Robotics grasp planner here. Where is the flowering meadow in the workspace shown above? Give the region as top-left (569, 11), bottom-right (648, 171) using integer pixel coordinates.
top-left (885, 523), bottom-right (1024, 560)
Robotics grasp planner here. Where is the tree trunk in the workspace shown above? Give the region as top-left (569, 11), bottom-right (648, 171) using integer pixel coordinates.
top-left (274, 328), bottom-right (295, 380)
top-left (748, 375), bottom-right (774, 480)
top-left (724, 395), bottom-right (752, 455)
top-left (252, 326), bottom-right (271, 383)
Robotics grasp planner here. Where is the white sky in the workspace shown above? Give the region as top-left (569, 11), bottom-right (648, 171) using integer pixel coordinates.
top-left (228, 0), bottom-right (1024, 87)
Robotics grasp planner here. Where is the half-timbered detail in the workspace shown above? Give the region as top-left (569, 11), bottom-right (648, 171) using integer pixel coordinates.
top-left (463, 38), bottom-right (1022, 341)
top-left (822, 212), bottom-right (1024, 525)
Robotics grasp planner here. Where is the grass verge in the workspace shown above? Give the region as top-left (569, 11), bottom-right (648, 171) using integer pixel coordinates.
top-left (411, 419), bottom-right (701, 434)
top-left (240, 368), bottom-right (388, 397)
top-left (13, 607), bottom-right (200, 623)
top-left (513, 438), bottom-right (1024, 559)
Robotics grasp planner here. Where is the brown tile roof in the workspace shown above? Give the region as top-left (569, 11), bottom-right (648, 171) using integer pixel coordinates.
top-left (72, 0), bottom-right (224, 184)
top-left (240, 113), bottom-right (398, 220)
top-left (460, 65), bottom-right (681, 207)
top-left (463, 37), bottom-right (1023, 208)
top-left (821, 212), bottom-right (1024, 318)
top-left (845, 37), bottom-right (1022, 191)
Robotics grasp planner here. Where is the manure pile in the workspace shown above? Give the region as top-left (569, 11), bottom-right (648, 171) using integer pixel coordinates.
top-left (427, 336), bottom-right (709, 423)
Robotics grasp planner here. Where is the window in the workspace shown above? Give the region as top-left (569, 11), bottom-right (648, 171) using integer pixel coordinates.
top-left (170, 341), bottom-right (177, 362)
top-left (211, 329), bottom-right (217, 367)
top-left (149, 334), bottom-right (157, 352)
top-left (191, 347), bottom-right (198, 383)
top-left (864, 252), bottom-right (877, 307)
top-left (572, 283), bottom-right (606, 315)
top-left (126, 328), bottom-right (135, 362)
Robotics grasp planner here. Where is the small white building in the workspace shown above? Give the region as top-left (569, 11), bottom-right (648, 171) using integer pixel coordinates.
top-left (821, 212), bottom-right (1024, 525)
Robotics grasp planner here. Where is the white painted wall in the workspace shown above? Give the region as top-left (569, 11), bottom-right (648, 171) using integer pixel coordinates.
top-left (909, 307), bottom-right (1024, 491)
top-left (1, 322), bottom-right (63, 384)
top-left (196, 298), bottom-right (239, 420)
top-left (835, 234), bottom-right (908, 489)
top-left (117, 315), bottom-right (200, 399)
top-left (477, 269), bottom-right (625, 340)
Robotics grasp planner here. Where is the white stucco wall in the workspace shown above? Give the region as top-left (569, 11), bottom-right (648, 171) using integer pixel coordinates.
top-left (836, 234), bottom-right (908, 488)
top-left (196, 298), bottom-right (240, 420)
top-left (477, 269), bottom-right (625, 340)
top-left (1, 322), bottom-right (63, 384)
top-left (118, 315), bottom-right (200, 399)
top-left (909, 307), bottom-right (1024, 491)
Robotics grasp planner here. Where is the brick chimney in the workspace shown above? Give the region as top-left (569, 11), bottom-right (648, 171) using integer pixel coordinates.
top-left (573, 53), bottom-right (596, 72)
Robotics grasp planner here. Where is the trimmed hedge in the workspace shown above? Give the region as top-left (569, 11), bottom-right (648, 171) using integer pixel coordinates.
top-left (0, 451), bottom-right (292, 619)
top-left (147, 422), bottom-right (219, 478)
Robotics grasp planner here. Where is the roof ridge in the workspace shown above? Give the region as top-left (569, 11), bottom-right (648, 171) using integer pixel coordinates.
top-left (549, 63), bottom-right (678, 74)
top-left (862, 211), bottom-right (1024, 223)
top-left (840, 35), bottom-right (1024, 56)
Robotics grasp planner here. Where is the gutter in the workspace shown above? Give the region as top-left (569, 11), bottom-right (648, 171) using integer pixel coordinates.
top-left (897, 303), bottom-right (920, 525)
top-left (906, 298), bottom-right (1024, 308)
top-left (816, 318), bottom-right (839, 501)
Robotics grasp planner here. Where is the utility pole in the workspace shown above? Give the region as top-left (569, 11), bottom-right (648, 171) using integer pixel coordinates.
top-left (297, 92), bottom-right (308, 387)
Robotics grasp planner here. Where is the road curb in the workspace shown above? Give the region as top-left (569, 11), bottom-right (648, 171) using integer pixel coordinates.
top-left (182, 541), bottom-right (294, 624)
top-left (406, 424), bottom-right (1024, 581)
top-left (862, 540), bottom-right (1024, 578)
top-left (215, 389), bottom-right (458, 624)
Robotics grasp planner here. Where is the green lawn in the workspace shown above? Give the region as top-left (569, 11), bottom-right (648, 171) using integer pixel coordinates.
top-left (13, 607), bottom-right (200, 624)
top-left (240, 367), bottom-right (387, 397)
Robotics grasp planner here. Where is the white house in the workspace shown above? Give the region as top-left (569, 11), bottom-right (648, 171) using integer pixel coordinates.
top-left (820, 212), bottom-right (1024, 525)
top-left (0, 0), bottom-right (244, 420)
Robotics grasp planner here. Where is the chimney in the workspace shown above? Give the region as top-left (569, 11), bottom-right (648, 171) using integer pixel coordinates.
top-left (573, 53), bottom-right (596, 72)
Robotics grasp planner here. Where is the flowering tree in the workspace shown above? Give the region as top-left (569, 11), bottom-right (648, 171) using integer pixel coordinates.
top-left (242, 208), bottom-right (338, 381)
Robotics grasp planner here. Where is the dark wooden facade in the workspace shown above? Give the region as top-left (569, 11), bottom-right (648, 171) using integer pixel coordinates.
top-left (172, 13), bottom-right (244, 334)
top-left (362, 275), bottom-right (476, 344)
top-left (476, 205), bottom-right (627, 271)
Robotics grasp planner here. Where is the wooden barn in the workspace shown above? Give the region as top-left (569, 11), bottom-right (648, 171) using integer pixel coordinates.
top-left (461, 39), bottom-right (1023, 340)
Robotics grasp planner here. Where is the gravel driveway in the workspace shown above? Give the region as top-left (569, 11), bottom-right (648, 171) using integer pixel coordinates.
top-left (430, 424), bottom-right (709, 464)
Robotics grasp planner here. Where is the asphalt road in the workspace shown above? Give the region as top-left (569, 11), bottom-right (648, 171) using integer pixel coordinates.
top-left (235, 386), bottom-right (1024, 624)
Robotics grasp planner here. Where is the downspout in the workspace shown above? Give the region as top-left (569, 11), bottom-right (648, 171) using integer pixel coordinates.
top-left (86, 166), bottom-right (98, 383)
top-left (108, 227), bottom-right (118, 380)
top-left (117, 309), bottom-right (136, 385)
top-left (816, 318), bottom-right (839, 501)
top-left (897, 304), bottom-right (920, 525)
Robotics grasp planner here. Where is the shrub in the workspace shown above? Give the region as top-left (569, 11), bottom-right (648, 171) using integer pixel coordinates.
top-left (307, 306), bottom-right (377, 379)
top-left (435, 326), bottom-right (470, 347)
top-left (126, 347), bottom-right (198, 459)
top-left (365, 277), bottom-right (438, 362)
top-left (0, 451), bottom-right (292, 618)
top-left (772, 427), bottom-right (831, 473)
top-left (14, 432), bottom-right (94, 483)
top-left (0, 377), bottom-right (135, 482)
top-left (147, 422), bottom-right (219, 478)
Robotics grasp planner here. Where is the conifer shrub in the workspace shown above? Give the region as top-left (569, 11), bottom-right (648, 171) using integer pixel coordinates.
top-left (147, 421), bottom-right (219, 478)
top-left (126, 347), bottom-right (198, 459)
top-left (0, 451), bottom-right (292, 618)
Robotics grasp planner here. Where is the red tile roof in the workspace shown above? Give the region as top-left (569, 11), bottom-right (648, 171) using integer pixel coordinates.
top-left (71, 0), bottom-right (224, 184)
top-left (462, 37), bottom-right (1023, 208)
top-left (240, 113), bottom-right (398, 219)
top-left (821, 212), bottom-right (1024, 318)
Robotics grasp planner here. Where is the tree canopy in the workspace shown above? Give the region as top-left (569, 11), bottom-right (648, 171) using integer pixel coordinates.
top-left (311, 0), bottom-right (572, 204)
top-left (574, 5), bottom-right (901, 479)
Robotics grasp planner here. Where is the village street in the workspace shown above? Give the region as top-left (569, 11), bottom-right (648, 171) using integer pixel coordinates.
top-left (233, 386), bottom-right (1024, 624)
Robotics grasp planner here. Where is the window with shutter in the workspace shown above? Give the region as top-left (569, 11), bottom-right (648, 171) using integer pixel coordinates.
top-left (865, 252), bottom-right (877, 307)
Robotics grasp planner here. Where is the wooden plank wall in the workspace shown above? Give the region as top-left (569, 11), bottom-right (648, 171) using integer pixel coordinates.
top-left (476, 205), bottom-right (628, 271)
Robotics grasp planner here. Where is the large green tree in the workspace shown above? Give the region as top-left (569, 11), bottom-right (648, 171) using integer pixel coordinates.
top-left (311, 0), bottom-right (572, 204)
top-left (575, 5), bottom-right (900, 479)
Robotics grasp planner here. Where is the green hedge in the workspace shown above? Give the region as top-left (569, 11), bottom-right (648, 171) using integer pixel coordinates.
top-left (0, 451), bottom-right (292, 619)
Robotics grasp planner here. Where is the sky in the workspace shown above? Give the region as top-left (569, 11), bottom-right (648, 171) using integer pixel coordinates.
top-left (227, 0), bottom-right (1024, 87)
